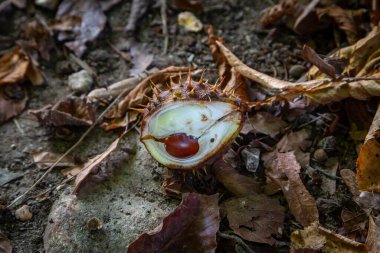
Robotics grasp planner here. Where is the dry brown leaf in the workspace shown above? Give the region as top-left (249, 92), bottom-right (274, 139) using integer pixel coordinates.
top-left (291, 222), bottom-right (367, 253)
top-left (340, 169), bottom-right (360, 198)
top-left (0, 47), bottom-right (43, 86)
top-left (341, 209), bottom-right (368, 241)
top-left (302, 45), bottom-right (337, 79)
top-left (73, 135), bottom-right (122, 194)
top-left (316, 6), bottom-right (366, 44)
top-left (366, 215), bottom-right (380, 253)
top-left (250, 112), bottom-right (287, 137)
top-left (129, 44), bottom-right (153, 77)
top-left (32, 152), bottom-right (77, 169)
top-left (320, 158), bottom-right (339, 195)
top-left (207, 26), bottom-right (250, 102)
top-left (0, 231), bottom-right (12, 253)
top-left (211, 151), bottom-right (262, 196)
top-left (356, 102), bottom-right (380, 192)
top-left (0, 84), bottom-right (28, 124)
top-left (269, 152), bottom-right (318, 227)
top-left (222, 194), bottom-right (285, 245)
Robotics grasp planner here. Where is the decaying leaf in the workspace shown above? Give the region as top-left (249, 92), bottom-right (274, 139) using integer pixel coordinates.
top-left (316, 5), bottom-right (366, 44)
top-left (127, 193), bottom-right (220, 253)
top-left (341, 209), bottom-right (368, 241)
top-left (356, 102), bottom-right (380, 192)
top-left (30, 96), bottom-right (93, 127)
top-left (320, 158), bottom-right (339, 195)
top-left (178, 12), bottom-right (203, 32)
top-left (269, 152), bottom-right (318, 227)
top-left (340, 169), bottom-right (360, 198)
top-left (366, 215), bottom-right (380, 253)
top-left (291, 222), bottom-right (367, 253)
top-left (211, 151), bottom-right (262, 196)
top-left (0, 84), bottom-right (28, 124)
top-left (73, 135), bottom-right (123, 194)
top-left (125, 0), bottom-right (152, 33)
top-left (170, 0), bottom-right (202, 12)
top-left (302, 45), bottom-right (338, 79)
top-left (32, 152), bottom-right (81, 170)
top-left (54, 0), bottom-right (107, 56)
top-left (0, 47), bottom-right (43, 86)
top-left (0, 231), bottom-right (12, 253)
top-left (250, 112), bottom-right (287, 137)
top-left (221, 194), bottom-right (285, 245)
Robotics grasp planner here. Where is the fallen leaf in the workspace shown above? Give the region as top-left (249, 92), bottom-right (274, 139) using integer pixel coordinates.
top-left (0, 84), bottom-right (28, 124)
top-left (207, 26), bottom-right (250, 102)
top-left (211, 151), bottom-right (262, 196)
top-left (125, 0), bottom-right (151, 33)
top-left (0, 231), bottom-right (12, 253)
top-left (129, 44), bottom-right (154, 77)
top-left (54, 0), bottom-right (107, 56)
top-left (0, 47), bottom-right (43, 86)
top-left (316, 6), bottom-right (366, 44)
top-left (341, 209), bottom-right (368, 241)
top-left (320, 157), bottom-right (339, 195)
top-left (32, 152), bottom-right (80, 170)
top-left (340, 169), bottom-right (360, 198)
top-left (221, 194), bottom-right (285, 245)
top-left (291, 222), bottom-right (367, 253)
top-left (269, 152), bottom-right (318, 227)
top-left (302, 45), bottom-right (338, 79)
top-left (178, 12), bottom-right (203, 32)
top-left (73, 134), bottom-right (123, 194)
top-left (356, 191), bottom-right (380, 211)
top-left (30, 96), bottom-right (93, 127)
top-left (127, 193), bottom-right (220, 253)
top-left (356, 102), bottom-right (380, 192)
top-left (366, 215), bottom-right (380, 253)
top-left (251, 112), bottom-right (287, 137)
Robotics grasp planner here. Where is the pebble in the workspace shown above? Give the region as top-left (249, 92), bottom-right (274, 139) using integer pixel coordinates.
top-left (313, 148), bottom-right (328, 162)
top-left (241, 147), bottom-right (261, 173)
top-left (289, 64), bottom-right (307, 79)
top-left (87, 217), bottom-right (103, 231)
top-left (15, 205), bottom-right (33, 221)
top-left (68, 70), bottom-right (93, 94)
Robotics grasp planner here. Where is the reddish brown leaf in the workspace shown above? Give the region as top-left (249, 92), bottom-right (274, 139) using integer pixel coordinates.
top-left (341, 209), bottom-right (367, 241)
top-left (211, 151), bottom-right (262, 196)
top-left (0, 84), bottom-right (28, 124)
top-left (302, 45), bottom-right (337, 79)
top-left (250, 112), bottom-right (287, 137)
top-left (127, 193), bottom-right (220, 253)
top-left (0, 231), bottom-right (12, 253)
top-left (221, 194), bottom-right (285, 245)
top-left (269, 152), bottom-right (319, 227)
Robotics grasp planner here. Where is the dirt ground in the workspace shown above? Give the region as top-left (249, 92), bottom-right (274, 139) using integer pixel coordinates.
top-left (0, 0), bottom-right (364, 252)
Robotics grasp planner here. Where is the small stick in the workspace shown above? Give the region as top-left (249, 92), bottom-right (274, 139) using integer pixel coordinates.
top-left (13, 118), bottom-right (25, 136)
top-left (160, 0), bottom-right (169, 54)
top-left (307, 165), bottom-right (342, 180)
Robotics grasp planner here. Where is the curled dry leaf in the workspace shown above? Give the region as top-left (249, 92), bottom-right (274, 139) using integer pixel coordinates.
top-left (30, 96), bottom-right (93, 127)
top-left (32, 152), bottom-right (80, 170)
top-left (341, 209), bottom-right (368, 241)
top-left (207, 26), bottom-right (250, 102)
top-left (366, 215), bottom-right (380, 253)
top-left (356, 102), bottom-right (380, 192)
top-left (0, 231), bottom-right (12, 253)
top-left (291, 222), bottom-right (367, 253)
top-left (54, 0), bottom-right (107, 56)
top-left (269, 152), bottom-right (318, 227)
top-left (127, 193), bottom-right (220, 253)
top-left (0, 84), bottom-right (28, 124)
top-left (221, 194), bottom-right (285, 245)
top-left (211, 151), bottom-right (262, 196)
top-left (302, 45), bottom-right (338, 79)
top-left (73, 135), bottom-right (122, 194)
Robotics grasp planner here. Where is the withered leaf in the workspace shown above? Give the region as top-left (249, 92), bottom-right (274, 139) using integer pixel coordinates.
top-left (221, 194), bottom-right (285, 245)
top-left (30, 96), bottom-right (93, 127)
top-left (127, 193), bottom-right (220, 253)
top-left (0, 231), bottom-right (12, 253)
top-left (55, 0), bottom-right (107, 56)
top-left (170, 0), bottom-right (203, 12)
top-left (302, 45), bottom-right (337, 79)
top-left (291, 222), bottom-right (367, 253)
top-left (32, 152), bottom-right (80, 170)
top-left (270, 152), bottom-right (318, 227)
top-left (356, 102), bottom-right (380, 192)
top-left (366, 215), bottom-right (380, 253)
top-left (129, 44), bottom-right (154, 77)
top-left (211, 151), bottom-right (262, 196)
top-left (340, 209), bottom-right (367, 241)
top-left (0, 84), bottom-right (27, 124)
top-left (73, 135), bottom-right (122, 194)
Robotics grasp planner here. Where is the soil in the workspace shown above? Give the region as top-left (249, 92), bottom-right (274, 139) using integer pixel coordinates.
top-left (0, 0), bottom-right (363, 252)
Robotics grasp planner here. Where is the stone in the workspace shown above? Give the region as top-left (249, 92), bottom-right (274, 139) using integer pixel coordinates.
top-left (68, 70), bottom-right (93, 94)
top-left (44, 132), bottom-right (177, 252)
top-left (241, 147), bottom-right (261, 173)
top-left (289, 64), bottom-right (307, 79)
top-left (15, 205), bottom-right (33, 221)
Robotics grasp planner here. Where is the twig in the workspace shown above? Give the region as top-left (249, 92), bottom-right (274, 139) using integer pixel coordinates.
top-left (160, 0), bottom-right (169, 54)
top-left (218, 231), bottom-right (255, 253)
top-left (307, 165), bottom-right (342, 180)
top-left (13, 118), bottom-right (25, 136)
top-left (7, 80), bottom-right (136, 208)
